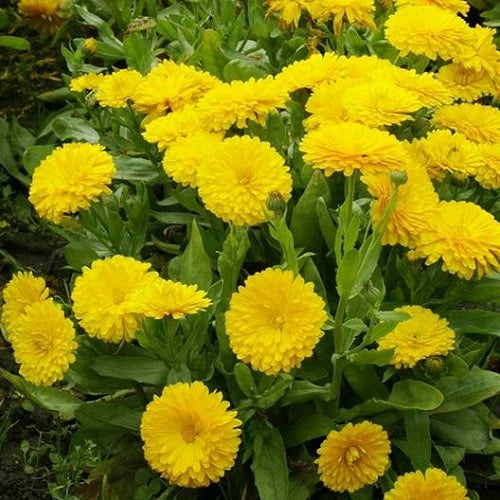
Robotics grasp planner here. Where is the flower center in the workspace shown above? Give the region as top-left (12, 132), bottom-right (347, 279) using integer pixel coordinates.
top-left (269, 315), bottom-right (285, 329)
top-left (240, 175), bottom-right (251, 186)
top-left (32, 335), bottom-right (53, 354)
top-left (181, 419), bottom-right (199, 444)
top-left (345, 446), bottom-right (363, 465)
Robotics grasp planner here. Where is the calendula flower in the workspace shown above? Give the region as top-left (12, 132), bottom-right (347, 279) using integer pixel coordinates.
top-left (29, 143), bottom-right (116, 224)
top-left (341, 80), bottom-right (422, 128)
top-left (197, 136), bottom-right (292, 226)
top-left (162, 132), bottom-right (223, 188)
top-left (142, 105), bottom-right (208, 152)
top-left (300, 122), bottom-right (409, 177)
top-left (454, 26), bottom-right (499, 76)
top-left (410, 130), bottom-right (484, 180)
top-left (304, 81), bottom-right (350, 130)
top-left (309, 0), bottom-right (376, 35)
top-left (385, 468), bottom-right (468, 500)
top-left (225, 268), bottom-right (327, 375)
top-left (394, 0), bottom-right (469, 15)
top-left (385, 6), bottom-right (473, 61)
top-left (476, 143), bottom-right (500, 189)
top-left (18, 0), bottom-right (64, 35)
top-left (196, 77), bottom-right (288, 131)
top-left (133, 60), bottom-right (219, 116)
top-left (265, 0), bottom-right (313, 27)
top-left (140, 382), bottom-right (241, 488)
top-left (11, 300), bottom-right (77, 386)
top-left (70, 73), bottom-right (105, 92)
top-left (432, 103), bottom-right (500, 144)
top-left (129, 277), bottom-right (212, 319)
top-left (409, 201), bottom-right (500, 280)
top-left (343, 55), bottom-right (396, 81)
top-left (438, 64), bottom-right (494, 102)
top-left (377, 305), bottom-right (455, 368)
top-left (1, 272), bottom-right (50, 339)
top-left (275, 53), bottom-right (350, 92)
top-left (95, 69), bottom-right (143, 108)
top-left (361, 163), bottom-right (439, 247)
top-left (83, 37), bottom-right (97, 53)
top-left (71, 255), bottom-right (159, 343)
top-left (316, 421), bottom-right (391, 493)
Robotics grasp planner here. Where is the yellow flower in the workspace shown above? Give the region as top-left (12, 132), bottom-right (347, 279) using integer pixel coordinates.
top-left (83, 37), bottom-right (97, 54)
top-left (316, 421), bottom-right (391, 493)
top-left (133, 60), bottom-right (220, 116)
top-left (394, 0), bottom-right (469, 15)
top-left (341, 80), bottom-right (422, 128)
top-left (476, 143), bottom-right (500, 189)
top-left (304, 81), bottom-right (350, 130)
top-left (361, 163), bottom-right (439, 247)
top-left (71, 255), bottom-right (159, 343)
top-left (385, 6), bottom-right (473, 61)
top-left (225, 268), bottom-right (327, 375)
top-left (1, 271), bottom-right (50, 339)
top-left (437, 64), bottom-right (494, 102)
top-left (70, 73), bottom-right (105, 92)
top-left (95, 69), bottom-right (143, 108)
top-left (18, 0), bottom-right (64, 35)
top-left (410, 130), bottom-right (484, 180)
top-left (265, 0), bottom-right (313, 27)
top-left (275, 53), bottom-right (350, 93)
top-left (432, 103), bottom-right (500, 144)
top-left (454, 26), bottom-right (499, 76)
top-left (196, 76), bottom-right (288, 131)
top-left (140, 381), bottom-right (241, 488)
top-left (377, 305), bottom-right (455, 368)
top-left (384, 468), bottom-right (469, 500)
top-left (197, 136), bottom-right (292, 226)
top-left (309, 0), bottom-right (376, 35)
top-left (11, 299), bottom-right (77, 386)
top-left (409, 201), bottom-right (500, 280)
top-left (342, 55), bottom-right (396, 81)
top-left (142, 105), bottom-right (209, 152)
top-left (162, 132), bottom-right (223, 188)
top-left (29, 143), bottom-right (116, 224)
top-left (300, 122), bottom-right (409, 177)
top-left (129, 277), bottom-right (212, 319)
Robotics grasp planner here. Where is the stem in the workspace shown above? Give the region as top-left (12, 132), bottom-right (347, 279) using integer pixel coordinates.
top-left (345, 172), bottom-right (358, 223)
top-left (331, 293), bottom-right (348, 410)
top-left (133, 381), bottom-right (148, 408)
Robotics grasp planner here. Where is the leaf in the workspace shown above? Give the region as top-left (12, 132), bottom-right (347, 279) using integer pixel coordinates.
top-left (431, 409), bottom-right (490, 451)
top-left (89, 356), bottom-right (168, 385)
top-left (316, 197), bottom-right (336, 255)
top-left (435, 446), bottom-right (465, 472)
top-left (387, 380), bottom-right (444, 411)
top-left (0, 368), bottom-right (82, 416)
top-left (22, 145), bottom-right (53, 174)
top-left (123, 32), bottom-right (155, 74)
top-left (113, 156), bottom-right (161, 183)
top-left (65, 243), bottom-right (99, 270)
top-left (75, 400), bottom-right (142, 433)
top-left (180, 219), bottom-right (212, 290)
top-left (344, 364), bottom-right (389, 400)
top-left (0, 35), bottom-right (30, 50)
top-left (404, 411), bottom-right (431, 471)
top-left (348, 349), bottom-right (394, 366)
top-left (233, 363), bottom-right (257, 397)
top-left (433, 369), bottom-right (500, 414)
top-left (252, 426), bottom-right (289, 500)
top-left (336, 248), bottom-right (360, 298)
top-left (284, 413), bottom-right (335, 448)
top-left (279, 381), bottom-right (332, 406)
top-left (444, 310), bottom-right (500, 336)
top-left (52, 116), bottom-right (99, 143)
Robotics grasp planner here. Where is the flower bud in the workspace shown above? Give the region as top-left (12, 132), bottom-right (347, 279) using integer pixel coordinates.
top-left (83, 38), bottom-right (97, 54)
top-left (390, 169), bottom-right (408, 186)
top-left (266, 191), bottom-right (287, 216)
top-left (423, 356), bottom-right (445, 375)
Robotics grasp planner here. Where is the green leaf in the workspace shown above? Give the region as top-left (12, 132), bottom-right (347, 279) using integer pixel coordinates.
top-left (433, 369), bottom-right (500, 414)
top-left (75, 400), bottom-right (142, 433)
top-left (337, 248), bottom-right (360, 298)
top-left (387, 380), bottom-right (444, 411)
top-left (233, 363), bottom-right (257, 397)
top-left (404, 411), bottom-right (431, 471)
top-left (344, 364), bottom-right (388, 400)
top-left (180, 219), bottom-right (212, 290)
top-left (255, 375), bottom-right (293, 409)
top-left (284, 413), bottom-right (335, 448)
top-left (113, 156), bottom-right (161, 183)
top-left (280, 381), bottom-right (332, 406)
top-left (65, 243), bottom-right (99, 270)
top-left (89, 356), bottom-right (168, 385)
top-left (0, 368), bottom-right (82, 416)
top-left (0, 35), bottom-right (30, 51)
top-left (123, 32), bottom-right (155, 74)
top-left (252, 426), bottom-right (289, 500)
top-left (316, 197), bottom-right (336, 256)
top-left (348, 349), bottom-right (394, 367)
top-left (445, 310), bottom-right (500, 336)
top-left (431, 409), bottom-right (490, 451)
top-left (194, 29), bottom-right (229, 79)
top-left (52, 116), bottom-right (99, 143)
top-left (435, 446), bottom-right (465, 472)
top-left (22, 145), bottom-right (53, 175)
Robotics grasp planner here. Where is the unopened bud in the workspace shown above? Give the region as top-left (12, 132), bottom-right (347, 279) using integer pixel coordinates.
top-left (83, 38), bottom-right (97, 54)
top-left (423, 356), bottom-right (445, 375)
top-left (266, 191), bottom-right (287, 216)
top-left (390, 170), bottom-right (408, 186)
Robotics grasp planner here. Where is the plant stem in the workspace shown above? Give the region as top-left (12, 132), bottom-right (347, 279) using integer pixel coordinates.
top-left (344, 172), bottom-right (357, 226)
top-left (331, 293), bottom-right (348, 409)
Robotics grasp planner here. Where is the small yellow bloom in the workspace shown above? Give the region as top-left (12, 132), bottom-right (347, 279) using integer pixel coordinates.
top-left (83, 37), bottom-right (98, 54)
top-left (384, 468), bottom-right (468, 500)
top-left (196, 76), bottom-right (288, 131)
top-left (18, 0), bottom-right (64, 35)
top-left (129, 277), bottom-right (212, 319)
top-left (29, 143), bottom-right (116, 223)
top-left (1, 272), bottom-right (50, 339)
top-left (95, 69), bottom-right (143, 108)
top-left (162, 132), bottom-right (223, 188)
top-left (300, 122), bottom-right (409, 177)
top-left (265, 0), bottom-right (313, 27)
top-left (225, 268), bottom-right (327, 375)
top-left (304, 80), bottom-right (350, 130)
top-left (140, 382), bottom-right (241, 488)
top-left (71, 255), bottom-right (159, 343)
top-left (11, 299), bottom-right (77, 386)
top-left (316, 421), bottom-right (391, 493)
top-left (197, 135), bottom-right (292, 226)
top-left (432, 103), bottom-right (500, 144)
top-left (409, 201), bottom-right (500, 280)
top-left (438, 63), bottom-right (494, 102)
top-left (385, 6), bottom-right (473, 61)
top-left (70, 73), bottom-right (105, 92)
top-left (394, 0), bottom-right (469, 15)
top-left (476, 143), bottom-right (500, 189)
top-left (377, 305), bottom-right (455, 368)
top-left (454, 26), bottom-right (499, 77)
